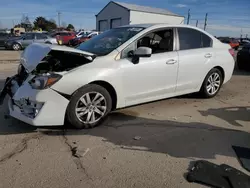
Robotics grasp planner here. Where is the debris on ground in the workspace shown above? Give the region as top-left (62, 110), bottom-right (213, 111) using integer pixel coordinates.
top-left (71, 147), bottom-right (90, 158)
top-left (186, 160), bottom-right (250, 188)
top-left (133, 136), bottom-right (141, 140)
top-left (232, 145), bottom-right (250, 172)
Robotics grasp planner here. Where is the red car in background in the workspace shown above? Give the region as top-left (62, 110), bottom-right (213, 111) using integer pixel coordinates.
top-left (219, 38), bottom-right (240, 50)
top-left (68, 32), bottom-right (99, 46)
top-left (50, 31), bottom-right (76, 45)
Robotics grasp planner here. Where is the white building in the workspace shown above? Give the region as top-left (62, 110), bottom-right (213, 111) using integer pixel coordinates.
top-left (96, 1), bottom-right (185, 31)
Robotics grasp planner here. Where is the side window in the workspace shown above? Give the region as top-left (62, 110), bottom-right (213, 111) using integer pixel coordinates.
top-left (60, 33), bottom-right (68, 36)
top-left (201, 33), bottom-right (212, 48)
top-left (121, 28), bottom-right (174, 58)
top-left (121, 42), bottom-right (136, 59)
top-left (178, 28), bottom-right (201, 50)
top-left (36, 33), bottom-right (47, 39)
top-left (23, 33), bottom-right (34, 40)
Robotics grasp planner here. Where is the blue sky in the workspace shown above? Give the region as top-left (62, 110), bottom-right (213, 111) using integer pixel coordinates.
top-left (0, 0), bottom-right (249, 37)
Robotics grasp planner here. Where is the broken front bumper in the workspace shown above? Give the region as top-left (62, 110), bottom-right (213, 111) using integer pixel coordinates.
top-left (1, 76), bottom-right (69, 126)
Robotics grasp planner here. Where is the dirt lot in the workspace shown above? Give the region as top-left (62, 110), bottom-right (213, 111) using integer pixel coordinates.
top-left (0, 53), bottom-right (250, 188)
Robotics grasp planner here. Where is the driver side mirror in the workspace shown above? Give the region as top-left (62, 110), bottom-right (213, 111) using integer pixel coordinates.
top-left (129, 47), bottom-right (152, 64)
top-left (134, 47), bottom-right (152, 57)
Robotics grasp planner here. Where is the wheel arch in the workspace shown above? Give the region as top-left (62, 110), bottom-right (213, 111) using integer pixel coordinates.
top-left (12, 41), bottom-right (23, 49)
top-left (199, 66), bottom-right (225, 90)
top-left (213, 66), bottom-right (225, 83)
top-left (89, 80), bottom-right (117, 111)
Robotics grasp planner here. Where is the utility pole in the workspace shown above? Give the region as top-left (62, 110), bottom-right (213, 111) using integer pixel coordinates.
top-left (12, 20), bottom-right (15, 27)
top-left (187, 9), bottom-right (190, 25)
top-left (246, 34), bottom-right (248, 39)
top-left (57, 11), bottom-right (61, 28)
top-left (204, 13), bottom-right (208, 30)
top-left (196, 20), bottom-right (198, 27)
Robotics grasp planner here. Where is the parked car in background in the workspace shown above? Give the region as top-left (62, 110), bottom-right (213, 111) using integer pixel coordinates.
top-left (4, 32), bottom-right (57, 50)
top-left (76, 30), bottom-right (92, 38)
top-left (0, 33), bottom-right (18, 47)
top-left (68, 32), bottom-right (99, 46)
top-left (0, 24), bottom-right (235, 129)
top-left (55, 32), bottom-right (76, 45)
top-left (237, 44), bottom-right (250, 71)
top-left (239, 39), bottom-right (250, 46)
top-left (219, 38), bottom-right (240, 50)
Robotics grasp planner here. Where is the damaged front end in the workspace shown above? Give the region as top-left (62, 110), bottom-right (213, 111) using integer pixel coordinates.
top-left (0, 43), bottom-right (96, 125)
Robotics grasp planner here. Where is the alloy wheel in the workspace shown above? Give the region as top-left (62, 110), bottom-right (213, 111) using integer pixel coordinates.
top-left (75, 92), bottom-right (107, 124)
top-left (206, 72), bottom-right (221, 95)
top-left (13, 44), bottom-right (20, 50)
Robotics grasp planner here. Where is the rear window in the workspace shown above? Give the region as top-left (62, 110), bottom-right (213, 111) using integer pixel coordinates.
top-left (178, 28), bottom-right (212, 50)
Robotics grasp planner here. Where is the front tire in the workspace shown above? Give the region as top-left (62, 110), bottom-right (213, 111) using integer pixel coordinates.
top-left (66, 84), bottom-right (112, 129)
top-left (12, 43), bottom-right (21, 51)
top-left (199, 68), bottom-right (223, 98)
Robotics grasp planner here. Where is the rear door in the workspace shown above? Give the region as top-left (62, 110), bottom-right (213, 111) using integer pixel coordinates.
top-left (35, 33), bottom-right (48, 43)
top-left (176, 27), bottom-right (214, 93)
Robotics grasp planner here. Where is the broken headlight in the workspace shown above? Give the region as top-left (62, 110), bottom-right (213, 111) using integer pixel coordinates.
top-left (29, 73), bottom-right (62, 90)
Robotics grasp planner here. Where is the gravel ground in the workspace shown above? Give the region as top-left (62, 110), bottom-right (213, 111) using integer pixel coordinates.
top-left (0, 56), bottom-right (250, 188)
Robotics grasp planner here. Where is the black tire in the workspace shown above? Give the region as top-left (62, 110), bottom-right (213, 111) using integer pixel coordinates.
top-left (199, 68), bottom-right (223, 98)
top-left (12, 43), bottom-right (21, 51)
top-left (66, 84), bottom-right (112, 129)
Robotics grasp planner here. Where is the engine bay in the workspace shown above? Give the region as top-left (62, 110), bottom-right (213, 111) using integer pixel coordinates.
top-left (32, 50), bottom-right (93, 74)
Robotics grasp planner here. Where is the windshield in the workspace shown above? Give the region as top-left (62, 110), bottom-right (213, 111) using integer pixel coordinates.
top-left (77, 27), bottom-right (144, 56)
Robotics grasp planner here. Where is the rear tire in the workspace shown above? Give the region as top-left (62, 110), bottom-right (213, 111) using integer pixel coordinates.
top-left (66, 84), bottom-right (112, 129)
top-left (199, 68), bottom-right (223, 98)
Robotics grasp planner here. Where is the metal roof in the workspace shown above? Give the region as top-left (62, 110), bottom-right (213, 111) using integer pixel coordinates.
top-left (113, 1), bottom-right (183, 17)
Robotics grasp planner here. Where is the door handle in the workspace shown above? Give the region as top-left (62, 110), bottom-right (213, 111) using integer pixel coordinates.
top-left (204, 53), bottom-right (212, 58)
top-left (166, 59), bottom-right (177, 64)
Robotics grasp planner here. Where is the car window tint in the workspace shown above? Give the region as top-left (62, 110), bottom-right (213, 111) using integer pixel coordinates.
top-left (0, 33), bottom-right (8, 36)
top-left (201, 33), bottom-right (212, 48)
top-left (24, 33), bottom-right (34, 40)
top-left (121, 42), bottom-right (136, 58)
top-left (36, 33), bottom-right (47, 39)
top-left (137, 28), bottom-right (174, 54)
top-left (60, 33), bottom-right (68, 36)
top-left (178, 28), bottom-right (202, 50)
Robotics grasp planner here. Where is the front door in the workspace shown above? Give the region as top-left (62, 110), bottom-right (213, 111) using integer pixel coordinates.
top-left (118, 28), bottom-right (179, 106)
top-left (21, 33), bottom-right (35, 47)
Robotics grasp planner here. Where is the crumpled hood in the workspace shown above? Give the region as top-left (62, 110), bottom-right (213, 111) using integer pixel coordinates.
top-left (20, 43), bottom-right (95, 73)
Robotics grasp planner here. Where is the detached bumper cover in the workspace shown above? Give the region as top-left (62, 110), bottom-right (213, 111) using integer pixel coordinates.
top-left (8, 82), bottom-right (69, 126)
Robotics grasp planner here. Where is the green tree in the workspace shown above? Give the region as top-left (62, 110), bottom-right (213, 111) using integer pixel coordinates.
top-left (21, 15), bottom-right (32, 31)
top-left (33, 16), bottom-right (57, 31)
top-left (66, 24), bottom-right (74, 30)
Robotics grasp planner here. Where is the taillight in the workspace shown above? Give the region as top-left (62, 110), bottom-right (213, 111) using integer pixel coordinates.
top-left (229, 48), bottom-right (234, 57)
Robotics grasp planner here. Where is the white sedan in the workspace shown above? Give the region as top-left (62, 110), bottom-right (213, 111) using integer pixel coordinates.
top-left (0, 24), bottom-right (235, 129)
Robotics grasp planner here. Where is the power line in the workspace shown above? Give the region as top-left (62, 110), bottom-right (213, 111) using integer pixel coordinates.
top-left (204, 13), bottom-right (208, 30)
top-left (187, 9), bottom-right (190, 25)
top-left (57, 11), bottom-right (61, 27)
